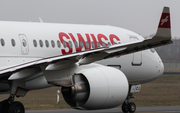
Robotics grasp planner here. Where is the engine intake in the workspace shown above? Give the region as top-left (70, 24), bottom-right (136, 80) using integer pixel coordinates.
top-left (62, 74), bottom-right (90, 107)
top-left (61, 64), bottom-right (129, 110)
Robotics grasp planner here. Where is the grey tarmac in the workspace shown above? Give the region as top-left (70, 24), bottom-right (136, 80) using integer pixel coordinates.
top-left (26, 106), bottom-right (180, 113)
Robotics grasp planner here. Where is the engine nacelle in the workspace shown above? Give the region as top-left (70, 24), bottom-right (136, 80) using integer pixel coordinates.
top-left (62, 64), bottom-right (129, 110)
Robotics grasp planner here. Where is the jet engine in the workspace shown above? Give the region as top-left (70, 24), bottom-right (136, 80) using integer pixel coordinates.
top-left (61, 65), bottom-right (129, 110)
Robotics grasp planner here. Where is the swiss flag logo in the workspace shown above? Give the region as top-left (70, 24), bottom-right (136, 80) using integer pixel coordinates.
top-left (158, 13), bottom-right (171, 28)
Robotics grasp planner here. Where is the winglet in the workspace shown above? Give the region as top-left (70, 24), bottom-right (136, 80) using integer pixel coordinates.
top-left (154, 7), bottom-right (171, 40)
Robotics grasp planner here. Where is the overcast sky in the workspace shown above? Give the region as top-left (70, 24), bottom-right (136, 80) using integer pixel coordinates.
top-left (0, 0), bottom-right (179, 37)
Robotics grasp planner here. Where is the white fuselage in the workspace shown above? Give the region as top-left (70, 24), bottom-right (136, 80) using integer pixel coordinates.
top-left (0, 21), bottom-right (163, 89)
top-left (0, 7), bottom-right (171, 112)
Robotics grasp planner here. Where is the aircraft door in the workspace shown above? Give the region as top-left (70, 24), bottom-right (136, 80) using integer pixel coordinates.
top-left (130, 36), bottom-right (142, 66)
top-left (19, 34), bottom-right (29, 55)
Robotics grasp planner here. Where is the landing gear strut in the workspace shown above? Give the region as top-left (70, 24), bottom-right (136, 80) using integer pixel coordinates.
top-left (122, 86), bottom-right (136, 113)
top-left (0, 80), bottom-right (28, 113)
top-left (0, 95), bottom-right (25, 113)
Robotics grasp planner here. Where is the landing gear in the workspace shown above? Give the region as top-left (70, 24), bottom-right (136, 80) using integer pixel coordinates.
top-left (128, 102), bottom-right (136, 112)
top-left (122, 86), bottom-right (136, 113)
top-left (8, 102), bottom-right (25, 113)
top-left (0, 100), bottom-right (10, 113)
top-left (122, 102), bottom-right (128, 113)
top-left (0, 95), bottom-right (25, 113)
top-left (0, 80), bottom-right (28, 113)
top-left (122, 102), bottom-right (136, 113)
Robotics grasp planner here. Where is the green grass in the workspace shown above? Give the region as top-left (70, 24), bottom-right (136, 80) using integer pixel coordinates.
top-left (0, 75), bottom-right (180, 109)
top-left (132, 75), bottom-right (180, 106)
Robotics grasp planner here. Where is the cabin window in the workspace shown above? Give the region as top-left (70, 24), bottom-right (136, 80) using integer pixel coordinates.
top-left (74, 41), bottom-right (78, 48)
top-left (108, 42), bottom-right (111, 46)
top-left (69, 41), bottom-right (72, 48)
top-left (11, 39), bottom-right (16, 47)
top-left (57, 40), bottom-right (61, 48)
top-left (102, 42), bottom-right (106, 47)
top-left (91, 42), bottom-right (95, 49)
top-left (45, 40), bottom-right (49, 48)
top-left (97, 42), bottom-right (100, 48)
top-left (1, 39), bottom-right (5, 46)
top-left (63, 41), bottom-right (67, 48)
top-left (33, 40), bottom-right (37, 47)
top-left (39, 40), bottom-right (43, 47)
top-left (86, 41), bottom-right (89, 48)
top-left (51, 40), bottom-right (55, 48)
top-left (80, 41), bottom-right (84, 48)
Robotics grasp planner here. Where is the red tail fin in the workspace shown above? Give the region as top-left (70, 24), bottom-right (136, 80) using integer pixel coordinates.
top-left (158, 7), bottom-right (171, 28)
top-left (153, 7), bottom-right (171, 40)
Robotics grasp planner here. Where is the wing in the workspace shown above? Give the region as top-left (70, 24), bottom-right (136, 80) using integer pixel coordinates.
top-left (1, 7), bottom-right (172, 80)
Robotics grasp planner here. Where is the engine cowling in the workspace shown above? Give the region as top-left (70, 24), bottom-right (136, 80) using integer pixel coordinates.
top-left (62, 64), bottom-right (129, 110)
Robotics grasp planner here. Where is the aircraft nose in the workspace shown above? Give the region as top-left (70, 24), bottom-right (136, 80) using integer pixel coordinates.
top-left (156, 56), bottom-right (164, 78)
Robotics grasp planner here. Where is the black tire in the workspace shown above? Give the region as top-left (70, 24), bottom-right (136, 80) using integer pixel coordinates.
top-left (121, 102), bottom-right (129, 113)
top-left (0, 100), bottom-right (10, 113)
top-left (128, 102), bottom-right (136, 113)
top-left (8, 101), bottom-right (25, 113)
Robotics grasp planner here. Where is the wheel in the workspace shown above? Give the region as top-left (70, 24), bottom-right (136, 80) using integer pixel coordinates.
top-left (0, 100), bottom-right (10, 113)
top-left (128, 102), bottom-right (136, 113)
top-left (8, 101), bottom-right (25, 113)
top-left (121, 102), bottom-right (128, 113)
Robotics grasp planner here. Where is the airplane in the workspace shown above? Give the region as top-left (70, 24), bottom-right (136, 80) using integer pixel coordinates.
top-left (0, 6), bottom-right (172, 113)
